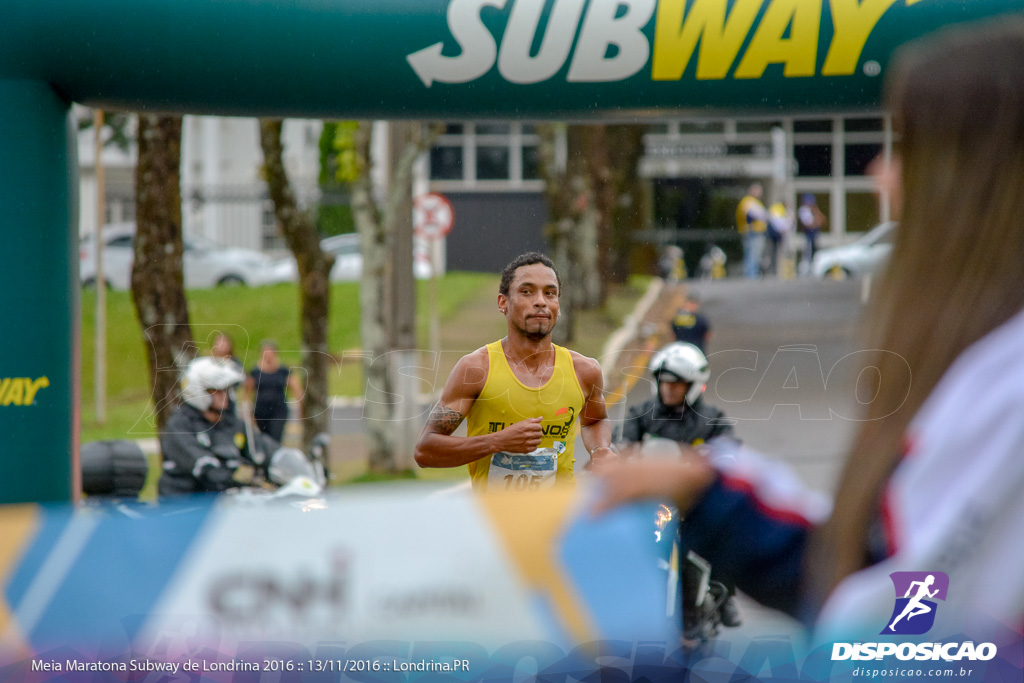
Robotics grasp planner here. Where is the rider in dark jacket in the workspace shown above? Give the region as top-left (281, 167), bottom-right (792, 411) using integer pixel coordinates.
top-left (616, 342), bottom-right (742, 635)
top-left (159, 357), bottom-right (278, 496)
top-left (619, 342), bottom-right (735, 451)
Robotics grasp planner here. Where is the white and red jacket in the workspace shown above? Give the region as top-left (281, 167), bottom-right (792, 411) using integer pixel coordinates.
top-left (687, 306), bottom-right (1024, 642)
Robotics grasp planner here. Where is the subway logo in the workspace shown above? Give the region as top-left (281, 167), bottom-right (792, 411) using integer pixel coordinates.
top-left (408, 0), bottom-right (914, 87)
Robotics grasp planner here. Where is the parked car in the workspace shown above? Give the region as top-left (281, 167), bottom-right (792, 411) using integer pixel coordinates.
top-left (80, 222), bottom-right (287, 289)
top-left (269, 233), bottom-right (433, 283)
top-left (812, 221), bottom-right (897, 279)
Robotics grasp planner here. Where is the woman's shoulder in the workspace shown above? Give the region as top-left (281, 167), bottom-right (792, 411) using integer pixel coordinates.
top-left (918, 307), bottom-right (1024, 429)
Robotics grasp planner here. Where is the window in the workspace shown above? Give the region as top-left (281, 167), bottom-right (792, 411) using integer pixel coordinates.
top-left (522, 145), bottom-right (541, 180)
top-left (736, 120), bottom-right (782, 133)
top-left (429, 146), bottom-right (464, 180)
top-left (794, 119), bottom-right (832, 133)
top-left (844, 118), bottom-right (883, 132)
top-left (845, 144), bottom-right (883, 176)
top-left (678, 120), bottom-right (724, 134)
top-left (476, 123), bottom-right (510, 135)
top-left (477, 146), bottom-right (510, 180)
top-left (429, 122), bottom-right (543, 186)
top-left (795, 145), bottom-right (832, 176)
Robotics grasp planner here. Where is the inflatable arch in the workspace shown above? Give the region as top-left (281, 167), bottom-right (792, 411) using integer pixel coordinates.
top-left (1, 0), bottom-right (1019, 503)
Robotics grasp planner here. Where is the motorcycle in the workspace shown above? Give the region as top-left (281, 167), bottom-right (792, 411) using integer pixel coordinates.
top-left (227, 438), bottom-right (329, 503)
top-left (80, 432), bottom-right (331, 501)
top-left (642, 437), bottom-right (739, 646)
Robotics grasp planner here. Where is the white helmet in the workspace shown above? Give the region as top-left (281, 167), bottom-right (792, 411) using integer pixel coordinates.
top-left (180, 356), bottom-right (245, 411)
top-left (648, 342), bottom-right (710, 406)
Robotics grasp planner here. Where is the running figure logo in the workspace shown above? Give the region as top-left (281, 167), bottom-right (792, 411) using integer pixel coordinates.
top-left (882, 571), bottom-right (950, 635)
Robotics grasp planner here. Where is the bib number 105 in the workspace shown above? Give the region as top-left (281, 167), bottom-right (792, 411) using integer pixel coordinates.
top-left (503, 473), bottom-right (543, 491)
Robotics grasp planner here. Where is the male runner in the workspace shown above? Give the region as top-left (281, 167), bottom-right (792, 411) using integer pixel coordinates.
top-left (414, 252), bottom-right (615, 491)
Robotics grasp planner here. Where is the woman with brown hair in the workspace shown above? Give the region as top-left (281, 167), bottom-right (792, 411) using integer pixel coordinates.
top-left (596, 18), bottom-right (1024, 640)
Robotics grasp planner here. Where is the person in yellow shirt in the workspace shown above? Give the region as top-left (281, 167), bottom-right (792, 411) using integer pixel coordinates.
top-left (766, 200), bottom-right (794, 277)
top-left (415, 252), bottom-right (616, 491)
top-left (736, 183), bottom-right (767, 279)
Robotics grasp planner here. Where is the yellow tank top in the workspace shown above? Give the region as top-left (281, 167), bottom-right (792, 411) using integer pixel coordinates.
top-left (736, 195), bottom-right (767, 234)
top-left (466, 341), bottom-right (586, 492)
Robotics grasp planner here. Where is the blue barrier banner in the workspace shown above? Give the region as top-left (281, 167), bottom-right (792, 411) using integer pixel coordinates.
top-left (2, 486), bottom-right (1022, 682)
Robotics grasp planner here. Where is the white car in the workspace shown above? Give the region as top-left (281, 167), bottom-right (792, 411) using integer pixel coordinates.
top-left (80, 222), bottom-right (285, 289)
top-left (269, 233), bottom-right (433, 283)
top-left (812, 221), bottom-right (897, 279)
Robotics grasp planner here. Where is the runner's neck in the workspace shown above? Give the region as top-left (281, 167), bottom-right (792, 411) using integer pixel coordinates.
top-left (501, 337), bottom-right (556, 383)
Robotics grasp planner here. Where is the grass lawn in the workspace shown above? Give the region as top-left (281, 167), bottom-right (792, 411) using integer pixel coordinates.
top-left (79, 272), bottom-right (497, 442)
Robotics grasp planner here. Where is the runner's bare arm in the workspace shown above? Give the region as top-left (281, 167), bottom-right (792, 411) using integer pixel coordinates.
top-left (414, 350), bottom-right (543, 468)
top-left (573, 353), bottom-right (616, 465)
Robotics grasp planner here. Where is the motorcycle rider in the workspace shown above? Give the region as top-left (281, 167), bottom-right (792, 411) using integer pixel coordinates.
top-left (616, 342), bottom-right (742, 634)
top-left (618, 342), bottom-right (734, 454)
top-left (158, 356), bottom-right (278, 496)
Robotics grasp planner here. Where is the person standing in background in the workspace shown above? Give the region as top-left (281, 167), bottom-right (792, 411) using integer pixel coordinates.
top-left (798, 194), bottom-right (827, 272)
top-left (210, 331), bottom-right (243, 413)
top-left (245, 339), bottom-right (303, 443)
top-left (766, 201), bottom-right (794, 277)
top-left (211, 332), bottom-right (243, 371)
top-left (736, 184), bottom-right (767, 279)
top-left (670, 292), bottom-right (711, 353)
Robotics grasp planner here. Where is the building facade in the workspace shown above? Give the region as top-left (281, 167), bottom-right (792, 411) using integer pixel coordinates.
top-left (77, 112), bottom-right (894, 272)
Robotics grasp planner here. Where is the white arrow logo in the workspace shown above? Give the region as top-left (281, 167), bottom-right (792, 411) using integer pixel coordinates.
top-left (407, 0), bottom-right (508, 87)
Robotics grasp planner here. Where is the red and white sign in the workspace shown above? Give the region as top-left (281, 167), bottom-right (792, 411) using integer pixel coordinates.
top-left (413, 192), bottom-right (454, 239)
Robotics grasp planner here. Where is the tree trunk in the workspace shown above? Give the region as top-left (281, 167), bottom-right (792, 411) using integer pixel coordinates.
top-left (349, 121), bottom-right (396, 471)
top-left (583, 125), bottom-right (612, 307)
top-left (347, 122), bottom-right (440, 473)
top-left (537, 124), bottom-right (591, 343)
top-left (258, 119), bottom-right (336, 451)
top-left (132, 114), bottom-right (193, 431)
top-left (584, 124), bottom-right (648, 293)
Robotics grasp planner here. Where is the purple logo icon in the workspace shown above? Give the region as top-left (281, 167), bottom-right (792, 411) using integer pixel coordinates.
top-left (882, 572), bottom-right (950, 635)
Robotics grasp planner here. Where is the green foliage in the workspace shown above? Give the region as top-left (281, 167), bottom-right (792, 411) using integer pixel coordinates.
top-left (317, 121), bottom-right (357, 236)
top-left (318, 122), bottom-right (340, 185)
top-left (332, 121), bottom-right (362, 183)
top-left (77, 110), bottom-right (134, 152)
top-left (317, 201), bottom-right (355, 236)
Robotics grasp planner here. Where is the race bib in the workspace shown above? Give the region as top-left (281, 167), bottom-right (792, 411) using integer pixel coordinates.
top-left (487, 449), bottom-right (558, 492)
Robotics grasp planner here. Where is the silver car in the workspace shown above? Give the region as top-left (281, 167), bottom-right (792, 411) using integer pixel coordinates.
top-left (812, 221), bottom-right (897, 279)
top-left (269, 233), bottom-right (433, 283)
top-left (80, 222), bottom-right (284, 289)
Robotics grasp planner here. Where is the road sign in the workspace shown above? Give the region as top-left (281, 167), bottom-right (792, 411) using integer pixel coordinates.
top-left (413, 192), bottom-right (454, 239)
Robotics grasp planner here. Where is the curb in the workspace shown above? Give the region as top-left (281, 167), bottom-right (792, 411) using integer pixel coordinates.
top-left (599, 278), bottom-right (665, 389)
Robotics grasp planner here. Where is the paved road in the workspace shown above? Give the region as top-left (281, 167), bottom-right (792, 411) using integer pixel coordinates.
top-left (326, 276), bottom-right (869, 639)
top-left (683, 276), bottom-right (866, 491)
top-left (610, 276), bottom-right (869, 642)
top-left (595, 276), bottom-right (866, 489)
